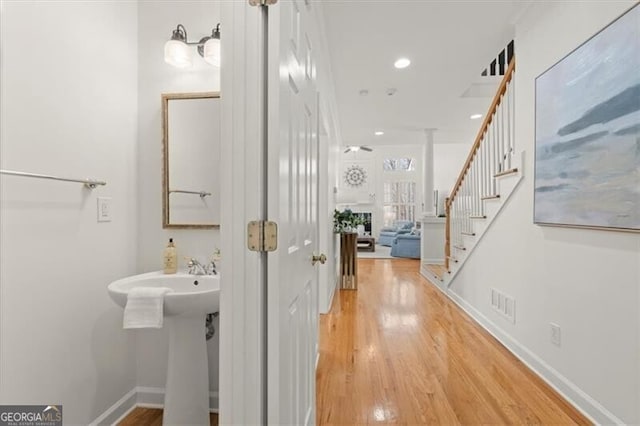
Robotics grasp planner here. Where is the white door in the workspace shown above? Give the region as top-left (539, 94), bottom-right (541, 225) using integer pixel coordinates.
top-left (267, 0), bottom-right (319, 424)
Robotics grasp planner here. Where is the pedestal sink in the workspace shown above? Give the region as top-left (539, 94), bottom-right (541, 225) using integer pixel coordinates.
top-left (108, 271), bottom-right (220, 426)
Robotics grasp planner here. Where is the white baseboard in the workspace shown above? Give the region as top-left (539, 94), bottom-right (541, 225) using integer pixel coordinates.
top-left (327, 277), bottom-right (337, 311)
top-left (136, 386), bottom-right (165, 407)
top-left (89, 388), bottom-right (137, 426)
top-left (444, 286), bottom-right (622, 425)
top-left (91, 386), bottom-right (220, 425)
top-left (137, 386), bottom-right (220, 413)
top-left (329, 275), bottom-right (340, 311)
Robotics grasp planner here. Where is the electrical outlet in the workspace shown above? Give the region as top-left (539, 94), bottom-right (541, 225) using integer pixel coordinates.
top-left (97, 197), bottom-right (112, 222)
top-left (550, 323), bottom-right (561, 347)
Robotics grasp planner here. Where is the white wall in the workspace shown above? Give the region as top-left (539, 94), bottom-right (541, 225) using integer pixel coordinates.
top-left (448, 2), bottom-right (640, 423)
top-left (434, 142), bottom-right (469, 197)
top-left (0, 2), bottom-right (138, 424)
top-left (136, 1), bottom-right (221, 401)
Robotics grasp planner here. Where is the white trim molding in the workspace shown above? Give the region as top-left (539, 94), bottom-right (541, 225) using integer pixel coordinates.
top-left (90, 387), bottom-right (220, 425)
top-left (219, 1), bottom-right (266, 424)
top-left (89, 388), bottom-right (137, 426)
top-left (443, 151), bottom-right (525, 287)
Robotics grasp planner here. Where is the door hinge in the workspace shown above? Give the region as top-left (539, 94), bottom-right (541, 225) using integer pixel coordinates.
top-left (248, 0), bottom-right (277, 6)
top-left (247, 220), bottom-right (278, 252)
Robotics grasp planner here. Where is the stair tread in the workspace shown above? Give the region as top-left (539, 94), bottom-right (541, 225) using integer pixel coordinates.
top-left (495, 168), bottom-right (518, 178)
top-left (481, 194), bottom-right (501, 200)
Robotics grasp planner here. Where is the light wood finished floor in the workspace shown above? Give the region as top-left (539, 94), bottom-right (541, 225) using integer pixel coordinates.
top-left (316, 258), bottom-right (590, 425)
top-left (425, 263), bottom-right (447, 281)
top-left (118, 408), bottom-right (217, 426)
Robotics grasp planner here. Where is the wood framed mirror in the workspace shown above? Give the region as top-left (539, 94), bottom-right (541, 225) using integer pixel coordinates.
top-left (162, 92), bottom-right (220, 229)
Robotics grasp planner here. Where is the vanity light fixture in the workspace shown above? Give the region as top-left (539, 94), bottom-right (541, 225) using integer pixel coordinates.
top-left (165, 25), bottom-right (192, 68)
top-left (374, 131), bottom-right (384, 136)
top-left (470, 113), bottom-right (483, 120)
top-left (164, 24), bottom-right (221, 68)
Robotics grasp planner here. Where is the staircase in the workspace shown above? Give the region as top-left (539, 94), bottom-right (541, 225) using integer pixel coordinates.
top-left (422, 58), bottom-right (522, 288)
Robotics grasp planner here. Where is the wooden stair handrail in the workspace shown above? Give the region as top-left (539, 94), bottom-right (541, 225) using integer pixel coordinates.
top-left (447, 58), bottom-right (516, 208)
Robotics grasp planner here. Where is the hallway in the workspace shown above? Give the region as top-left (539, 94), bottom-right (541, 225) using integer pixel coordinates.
top-left (316, 259), bottom-right (590, 425)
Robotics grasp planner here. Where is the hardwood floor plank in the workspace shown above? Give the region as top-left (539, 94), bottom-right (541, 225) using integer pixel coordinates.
top-left (316, 258), bottom-right (590, 425)
top-left (118, 407), bottom-right (163, 426)
top-left (118, 408), bottom-right (218, 426)
top-left (120, 259), bottom-right (590, 426)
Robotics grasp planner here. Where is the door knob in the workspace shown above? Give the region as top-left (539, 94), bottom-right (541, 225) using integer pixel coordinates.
top-left (312, 253), bottom-right (327, 266)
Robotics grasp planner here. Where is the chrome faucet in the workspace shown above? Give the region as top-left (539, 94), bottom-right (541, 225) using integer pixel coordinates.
top-left (208, 260), bottom-right (217, 276)
top-left (186, 258), bottom-right (208, 275)
top-left (186, 257), bottom-right (217, 275)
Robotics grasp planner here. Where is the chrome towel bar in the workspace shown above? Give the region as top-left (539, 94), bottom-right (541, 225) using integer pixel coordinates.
top-left (0, 169), bottom-right (106, 189)
top-left (169, 189), bottom-right (212, 198)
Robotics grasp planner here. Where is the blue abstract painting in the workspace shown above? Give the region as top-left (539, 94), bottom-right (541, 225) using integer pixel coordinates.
top-left (534, 4), bottom-right (640, 231)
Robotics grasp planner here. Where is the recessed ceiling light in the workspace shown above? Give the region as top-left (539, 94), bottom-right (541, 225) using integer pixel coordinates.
top-left (394, 58), bottom-right (411, 69)
top-left (470, 114), bottom-right (483, 120)
top-left (375, 131), bottom-right (384, 136)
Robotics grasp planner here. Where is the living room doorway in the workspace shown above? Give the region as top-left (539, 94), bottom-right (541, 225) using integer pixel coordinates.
top-left (336, 145), bottom-right (424, 260)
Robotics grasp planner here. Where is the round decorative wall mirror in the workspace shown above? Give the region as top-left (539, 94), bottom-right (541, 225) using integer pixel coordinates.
top-left (344, 164), bottom-right (367, 187)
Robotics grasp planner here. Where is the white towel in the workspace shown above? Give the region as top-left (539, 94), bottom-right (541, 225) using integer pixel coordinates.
top-left (123, 287), bottom-right (173, 329)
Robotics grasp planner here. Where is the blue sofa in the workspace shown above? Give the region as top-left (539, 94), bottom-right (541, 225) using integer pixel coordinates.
top-left (378, 220), bottom-right (414, 246)
top-left (390, 233), bottom-right (421, 259)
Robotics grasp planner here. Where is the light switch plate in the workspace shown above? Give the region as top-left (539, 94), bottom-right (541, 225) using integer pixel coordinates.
top-left (97, 197), bottom-right (112, 222)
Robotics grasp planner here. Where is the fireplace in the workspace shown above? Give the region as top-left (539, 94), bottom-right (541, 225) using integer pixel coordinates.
top-left (354, 212), bottom-right (372, 234)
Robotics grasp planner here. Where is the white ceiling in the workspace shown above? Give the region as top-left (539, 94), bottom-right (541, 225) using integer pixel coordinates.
top-left (322, 1), bottom-right (525, 147)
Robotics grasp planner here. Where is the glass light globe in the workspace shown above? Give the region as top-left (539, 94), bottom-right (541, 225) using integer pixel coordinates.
top-left (394, 58), bottom-right (411, 69)
top-left (203, 38), bottom-right (221, 67)
top-left (164, 39), bottom-right (192, 68)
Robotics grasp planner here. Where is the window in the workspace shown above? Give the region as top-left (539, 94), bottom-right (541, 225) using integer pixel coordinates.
top-left (383, 158), bottom-right (415, 172)
top-left (383, 182), bottom-right (416, 225)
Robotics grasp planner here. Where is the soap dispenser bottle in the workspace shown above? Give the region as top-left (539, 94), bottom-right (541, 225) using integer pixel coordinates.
top-left (163, 238), bottom-right (177, 274)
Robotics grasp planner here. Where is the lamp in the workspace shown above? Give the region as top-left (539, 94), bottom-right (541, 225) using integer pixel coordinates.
top-left (199, 24), bottom-right (221, 66)
top-left (164, 24), bottom-right (192, 68)
top-left (164, 23), bottom-right (221, 68)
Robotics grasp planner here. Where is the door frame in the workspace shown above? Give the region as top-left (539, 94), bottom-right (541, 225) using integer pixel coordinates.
top-left (317, 103), bottom-right (337, 315)
top-left (219, 2), bottom-right (266, 424)
top-left (220, 1), bottom-right (341, 423)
